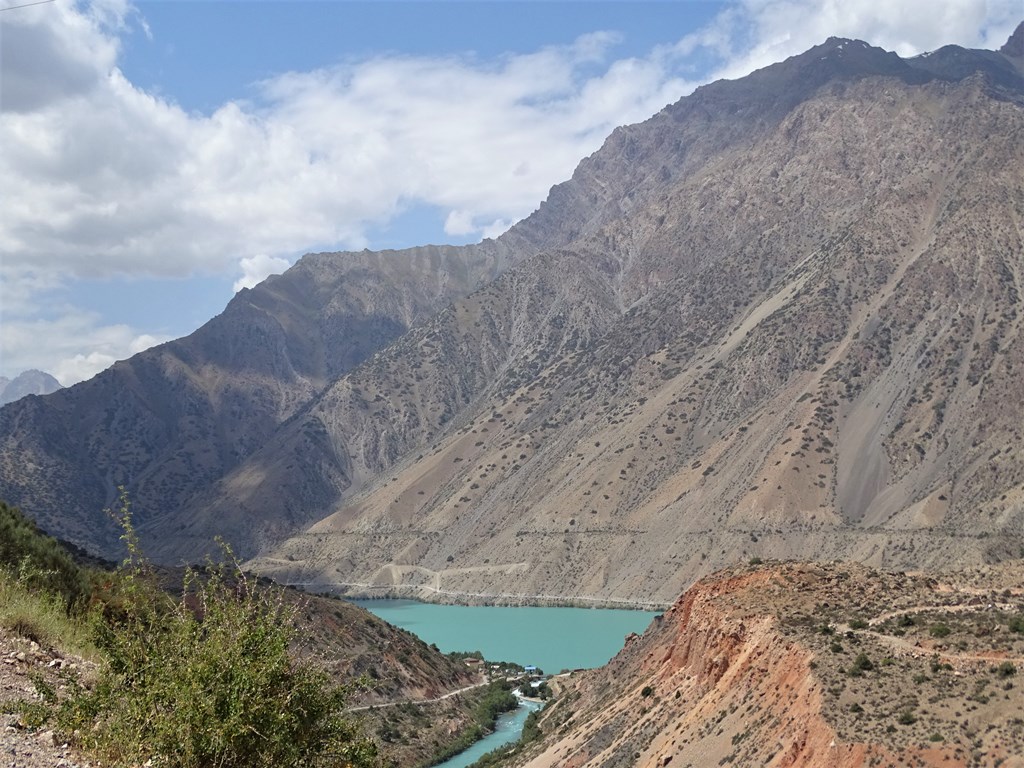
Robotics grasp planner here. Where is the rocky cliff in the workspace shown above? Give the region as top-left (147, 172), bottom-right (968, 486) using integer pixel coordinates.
top-left (513, 562), bottom-right (1024, 768)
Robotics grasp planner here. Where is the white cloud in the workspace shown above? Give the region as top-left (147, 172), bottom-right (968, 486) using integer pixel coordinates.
top-left (0, 5), bottom-right (694, 293)
top-left (684, 0), bottom-right (1022, 81)
top-left (234, 254), bottom-right (291, 293)
top-left (0, 308), bottom-right (171, 386)
top-left (0, 1), bottom-right (700, 381)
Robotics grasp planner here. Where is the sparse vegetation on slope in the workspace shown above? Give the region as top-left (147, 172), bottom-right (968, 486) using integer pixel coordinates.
top-left (0, 495), bottom-right (502, 768)
top-left (510, 561), bottom-right (1024, 768)
top-left (12, 493), bottom-right (379, 768)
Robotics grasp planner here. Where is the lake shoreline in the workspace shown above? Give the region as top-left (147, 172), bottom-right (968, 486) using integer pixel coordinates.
top-left (302, 582), bottom-right (670, 611)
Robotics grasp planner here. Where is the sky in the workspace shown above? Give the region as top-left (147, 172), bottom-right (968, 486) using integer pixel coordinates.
top-left (1, 0), bottom-right (1020, 386)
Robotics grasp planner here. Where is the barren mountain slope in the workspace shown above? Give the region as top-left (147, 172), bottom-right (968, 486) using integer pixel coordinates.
top-left (0, 236), bottom-right (559, 557)
top-left (3, 31), bottom-right (1024, 579)
top-left (250, 36), bottom-right (1024, 603)
top-left (510, 562), bottom-right (1024, 768)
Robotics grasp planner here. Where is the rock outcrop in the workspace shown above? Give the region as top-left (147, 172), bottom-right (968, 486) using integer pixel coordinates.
top-left (515, 562), bottom-right (1024, 767)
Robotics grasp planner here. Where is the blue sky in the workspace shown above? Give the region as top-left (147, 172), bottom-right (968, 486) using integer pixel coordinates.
top-left (1, 0), bottom-right (1020, 385)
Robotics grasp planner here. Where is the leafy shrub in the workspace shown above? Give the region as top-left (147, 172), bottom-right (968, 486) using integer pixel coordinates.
top-left (896, 710), bottom-right (917, 725)
top-left (47, 492), bottom-right (377, 768)
top-left (0, 501), bottom-right (88, 611)
top-left (849, 653), bottom-right (874, 676)
top-left (930, 623), bottom-right (951, 638)
top-left (848, 618), bottom-right (868, 630)
top-left (996, 661), bottom-right (1017, 679)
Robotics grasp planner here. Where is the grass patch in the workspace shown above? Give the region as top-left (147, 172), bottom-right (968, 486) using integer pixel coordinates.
top-left (0, 572), bottom-right (97, 660)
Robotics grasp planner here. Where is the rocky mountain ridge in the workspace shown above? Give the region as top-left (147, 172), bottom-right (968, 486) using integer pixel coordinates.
top-left (250, 29), bottom-right (1024, 603)
top-left (1, 28), bottom-right (1023, 607)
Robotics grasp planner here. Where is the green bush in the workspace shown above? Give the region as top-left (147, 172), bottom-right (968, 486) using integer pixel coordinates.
top-left (47, 493), bottom-right (377, 768)
top-left (930, 623), bottom-right (951, 638)
top-left (0, 501), bottom-right (88, 611)
top-left (996, 661), bottom-right (1017, 679)
top-left (849, 653), bottom-right (873, 677)
top-left (896, 710), bottom-right (917, 725)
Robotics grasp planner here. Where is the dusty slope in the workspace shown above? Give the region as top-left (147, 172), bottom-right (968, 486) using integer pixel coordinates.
top-left (252, 34), bottom-right (1024, 604)
top-left (510, 562), bottom-right (1024, 768)
top-left (0, 239), bottom-right (543, 558)
top-left (2, 30), bottom-right (1023, 588)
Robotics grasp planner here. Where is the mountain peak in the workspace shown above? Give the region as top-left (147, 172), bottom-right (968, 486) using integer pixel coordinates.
top-left (1001, 20), bottom-right (1024, 57)
top-left (0, 369), bottom-right (62, 406)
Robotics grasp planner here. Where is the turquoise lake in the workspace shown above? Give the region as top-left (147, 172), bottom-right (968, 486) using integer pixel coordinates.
top-left (349, 599), bottom-right (658, 674)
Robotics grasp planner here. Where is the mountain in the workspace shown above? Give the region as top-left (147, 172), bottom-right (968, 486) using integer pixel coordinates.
top-left (0, 370), bottom-right (62, 406)
top-left (2, 26), bottom-right (1024, 605)
top-left (510, 561), bottom-right (1024, 767)
top-left (248, 29), bottom-right (1024, 602)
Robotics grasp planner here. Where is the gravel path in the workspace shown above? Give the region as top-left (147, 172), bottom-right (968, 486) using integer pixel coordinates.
top-left (0, 631), bottom-right (103, 768)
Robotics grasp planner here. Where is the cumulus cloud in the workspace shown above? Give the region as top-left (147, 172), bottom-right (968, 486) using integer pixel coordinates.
top-left (0, 308), bottom-right (172, 386)
top-left (681, 0), bottom-right (1022, 81)
top-left (0, 0), bottom-right (698, 381)
top-left (234, 255), bottom-right (291, 293)
top-left (0, 3), bottom-right (693, 294)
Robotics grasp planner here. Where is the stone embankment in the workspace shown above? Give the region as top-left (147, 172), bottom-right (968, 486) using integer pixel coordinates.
top-left (287, 580), bottom-right (670, 611)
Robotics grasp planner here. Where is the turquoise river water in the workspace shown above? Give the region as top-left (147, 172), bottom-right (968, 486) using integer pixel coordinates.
top-left (350, 600), bottom-right (659, 767)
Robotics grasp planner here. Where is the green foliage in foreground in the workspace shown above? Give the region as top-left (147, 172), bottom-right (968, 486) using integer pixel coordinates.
top-left (0, 570), bottom-right (96, 660)
top-left (0, 501), bottom-right (89, 611)
top-left (16, 491), bottom-right (378, 768)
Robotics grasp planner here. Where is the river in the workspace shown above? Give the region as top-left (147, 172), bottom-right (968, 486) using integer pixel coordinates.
top-left (433, 698), bottom-right (543, 768)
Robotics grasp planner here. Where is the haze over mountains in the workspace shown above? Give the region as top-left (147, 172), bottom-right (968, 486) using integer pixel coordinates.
top-left (0, 370), bottom-right (61, 406)
top-left (2, 27), bottom-right (1023, 606)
